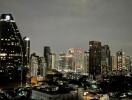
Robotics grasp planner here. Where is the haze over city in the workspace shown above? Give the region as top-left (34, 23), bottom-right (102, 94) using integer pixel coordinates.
top-left (0, 0), bottom-right (132, 56)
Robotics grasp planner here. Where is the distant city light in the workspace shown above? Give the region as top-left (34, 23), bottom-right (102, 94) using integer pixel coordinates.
top-left (25, 37), bottom-right (30, 41)
top-left (5, 15), bottom-right (10, 20)
top-left (0, 53), bottom-right (7, 56)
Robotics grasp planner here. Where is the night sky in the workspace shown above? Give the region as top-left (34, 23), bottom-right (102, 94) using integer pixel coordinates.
top-left (0, 0), bottom-right (132, 56)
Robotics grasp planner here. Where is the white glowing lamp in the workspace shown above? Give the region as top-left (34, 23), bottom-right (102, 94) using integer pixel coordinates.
top-left (6, 15), bottom-right (10, 20)
top-left (25, 37), bottom-right (30, 41)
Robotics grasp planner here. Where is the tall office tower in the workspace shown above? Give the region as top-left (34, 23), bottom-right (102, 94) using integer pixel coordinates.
top-left (125, 56), bottom-right (131, 74)
top-left (51, 53), bottom-right (56, 70)
top-left (0, 14), bottom-right (27, 81)
top-left (68, 48), bottom-right (85, 73)
top-left (44, 46), bottom-right (51, 68)
top-left (38, 57), bottom-right (46, 78)
top-left (58, 53), bottom-right (74, 72)
top-left (116, 51), bottom-right (123, 71)
top-left (116, 50), bottom-right (128, 75)
top-left (89, 41), bottom-right (101, 79)
top-left (122, 52), bottom-right (127, 71)
top-left (101, 45), bottom-right (111, 76)
top-left (111, 55), bottom-right (117, 71)
top-left (30, 53), bottom-right (39, 77)
top-left (23, 37), bottom-right (30, 68)
top-left (84, 51), bottom-right (89, 75)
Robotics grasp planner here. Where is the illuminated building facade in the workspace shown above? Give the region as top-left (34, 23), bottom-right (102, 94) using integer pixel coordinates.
top-left (117, 51), bottom-right (123, 71)
top-left (23, 37), bottom-right (30, 68)
top-left (89, 41), bottom-right (101, 79)
top-left (30, 53), bottom-right (39, 77)
top-left (51, 53), bottom-right (57, 70)
top-left (58, 53), bottom-right (74, 72)
top-left (58, 48), bottom-right (86, 74)
top-left (112, 55), bottom-right (117, 71)
top-left (116, 50), bottom-right (131, 74)
top-left (38, 57), bottom-right (46, 78)
top-left (68, 48), bottom-right (85, 73)
top-left (30, 54), bottom-right (47, 81)
top-left (0, 14), bottom-right (27, 81)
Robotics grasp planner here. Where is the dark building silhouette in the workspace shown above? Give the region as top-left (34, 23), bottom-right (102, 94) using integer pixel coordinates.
top-left (0, 14), bottom-right (27, 82)
top-left (89, 41), bottom-right (101, 79)
top-left (44, 46), bottom-right (51, 68)
top-left (101, 45), bottom-right (111, 76)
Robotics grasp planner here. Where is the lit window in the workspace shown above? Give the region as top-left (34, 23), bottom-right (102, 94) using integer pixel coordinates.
top-left (0, 70), bottom-right (3, 72)
top-left (0, 53), bottom-right (7, 56)
top-left (11, 38), bottom-right (15, 40)
top-left (11, 42), bottom-right (14, 45)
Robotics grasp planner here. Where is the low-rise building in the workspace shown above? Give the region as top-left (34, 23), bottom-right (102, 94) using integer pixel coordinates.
top-left (31, 85), bottom-right (78, 100)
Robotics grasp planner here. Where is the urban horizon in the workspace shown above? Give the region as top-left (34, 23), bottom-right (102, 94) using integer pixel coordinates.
top-left (1, 0), bottom-right (132, 56)
top-left (0, 12), bottom-right (132, 100)
top-left (1, 0), bottom-right (132, 99)
top-left (9, 14), bottom-right (131, 57)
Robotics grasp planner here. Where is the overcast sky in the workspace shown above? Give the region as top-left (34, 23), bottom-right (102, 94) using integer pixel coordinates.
top-left (0, 0), bottom-right (132, 56)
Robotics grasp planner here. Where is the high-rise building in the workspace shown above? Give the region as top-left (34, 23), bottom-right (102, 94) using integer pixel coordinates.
top-left (111, 55), bottom-right (117, 71)
top-left (58, 53), bottom-right (74, 72)
top-left (126, 56), bottom-right (132, 74)
top-left (44, 46), bottom-right (51, 68)
top-left (30, 53), bottom-right (39, 77)
top-left (0, 14), bottom-right (27, 81)
top-left (101, 45), bottom-right (111, 76)
top-left (51, 53), bottom-right (56, 70)
top-left (23, 37), bottom-right (30, 68)
top-left (84, 51), bottom-right (89, 75)
top-left (116, 50), bottom-right (130, 75)
top-left (89, 41), bottom-right (101, 79)
top-left (116, 50), bottom-right (123, 71)
top-left (68, 48), bottom-right (85, 73)
top-left (38, 57), bottom-right (46, 78)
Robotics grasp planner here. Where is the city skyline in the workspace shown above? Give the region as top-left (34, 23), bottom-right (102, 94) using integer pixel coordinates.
top-left (0, 0), bottom-right (132, 56)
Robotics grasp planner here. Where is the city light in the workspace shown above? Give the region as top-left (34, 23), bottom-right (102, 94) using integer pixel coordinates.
top-left (25, 37), bottom-right (30, 41)
top-left (5, 15), bottom-right (10, 20)
top-left (0, 53), bottom-right (7, 56)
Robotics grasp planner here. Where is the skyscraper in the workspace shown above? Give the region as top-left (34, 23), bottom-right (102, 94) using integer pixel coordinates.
top-left (89, 41), bottom-right (101, 79)
top-left (68, 48), bottom-right (85, 73)
top-left (126, 56), bottom-right (131, 74)
top-left (39, 57), bottom-right (46, 78)
top-left (116, 50), bottom-right (129, 75)
top-left (23, 37), bottom-right (30, 68)
top-left (51, 53), bottom-right (56, 70)
top-left (111, 55), bottom-right (117, 72)
top-left (0, 14), bottom-right (27, 81)
top-left (117, 50), bottom-right (123, 71)
top-left (44, 46), bottom-right (51, 68)
top-left (101, 45), bottom-right (111, 76)
top-left (58, 53), bottom-right (74, 72)
top-left (30, 53), bottom-right (39, 77)
top-left (84, 51), bottom-right (89, 75)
